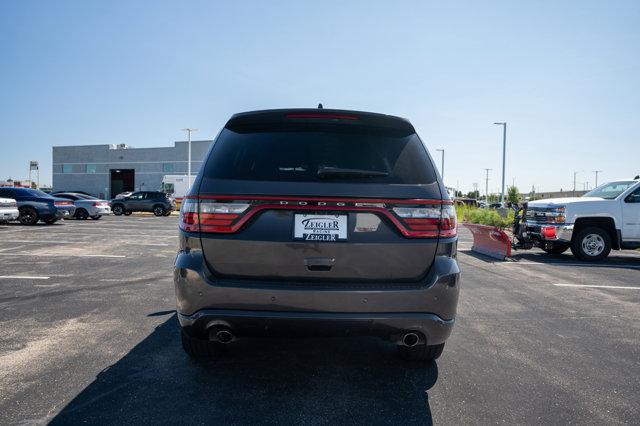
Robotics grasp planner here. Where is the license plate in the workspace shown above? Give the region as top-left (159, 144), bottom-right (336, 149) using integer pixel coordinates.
top-left (294, 214), bottom-right (347, 241)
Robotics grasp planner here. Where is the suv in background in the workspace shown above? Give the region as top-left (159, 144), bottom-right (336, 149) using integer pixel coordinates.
top-left (174, 108), bottom-right (460, 362)
top-left (111, 191), bottom-right (175, 216)
top-left (0, 188), bottom-right (76, 225)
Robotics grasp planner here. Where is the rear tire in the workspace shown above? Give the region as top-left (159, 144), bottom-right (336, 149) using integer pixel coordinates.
top-left (18, 207), bottom-right (39, 225)
top-left (43, 218), bottom-right (58, 225)
top-left (398, 343), bottom-right (445, 362)
top-left (542, 243), bottom-right (569, 255)
top-left (571, 226), bottom-right (611, 262)
top-left (124, 211), bottom-right (132, 216)
top-left (112, 205), bottom-right (124, 216)
top-left (90, 215), bottom-right (102, 220)
top-left (163, 211), bottom-right (172, 216)
top-left (181, 330), bottom-right (222, 358)
top-left (153, 205), bottom-right (166, 216)
top-left (75, 208), bottom-right (89, 220)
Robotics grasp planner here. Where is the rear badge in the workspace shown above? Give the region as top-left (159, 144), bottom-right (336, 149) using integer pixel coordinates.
top-left (294, 214), bottom-right (347, 241)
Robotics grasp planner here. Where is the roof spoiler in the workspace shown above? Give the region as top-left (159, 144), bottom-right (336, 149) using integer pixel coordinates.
top-left (226, 108), bottom-right (415, 134)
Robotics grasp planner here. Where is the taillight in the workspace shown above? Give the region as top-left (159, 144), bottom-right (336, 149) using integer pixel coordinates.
top-left (54, 201), bottom-right (73, 207)
top-left (179, 199), bottom-right (250, 233)
top-left (11, 201), bottom-right (17, 207)
top-left (392, 204), bottom-right (457, 238)
top-left (92, 202), bottom-right (108, 207)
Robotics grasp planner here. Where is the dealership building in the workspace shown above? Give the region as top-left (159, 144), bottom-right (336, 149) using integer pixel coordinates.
top-left (52, 140), bottom-right (213, 198)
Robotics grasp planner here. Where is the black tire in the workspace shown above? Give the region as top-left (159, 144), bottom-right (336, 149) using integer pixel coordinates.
top-left (181, 330), bottom-right (222, 358)
top-left (124, 211), bottom-right (132, 216)
top-left (112, 204), bottom-right (124, 216)
top-left (542, 243), bottom-right (569, 255)
top-left (153, 205), bottom-right (166, 216)
top-left (75, 208), bottom-right (89, 220)
top-left (571, 226), bottom-right (612, 262)
top-left (398, 343), bottom-right (445, 362)
top-left (43, 218), bottom-right (58, 225)
top-left (163, 211), bottom-right (172, 216)
top-left (18, 207), bottom-right (39, 225)
top-left (90, 215), bottom-right (102, 220)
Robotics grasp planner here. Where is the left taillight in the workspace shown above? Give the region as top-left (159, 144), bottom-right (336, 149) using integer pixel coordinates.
top-left (392, 204), bottom-right (457, 238)
top-left (54, 201), bottom-right (72, 207)
top-left (179, 198), bottom-right (250, 233)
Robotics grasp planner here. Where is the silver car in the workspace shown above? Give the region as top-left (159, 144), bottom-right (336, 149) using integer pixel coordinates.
top-left (54, 193), bottom-right (111, 220)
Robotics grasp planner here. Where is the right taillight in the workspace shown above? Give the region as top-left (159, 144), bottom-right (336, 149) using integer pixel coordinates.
top-left (179, 198), bottom-right (250, 233)
top-left (392, 204), bottom-right (456, 238)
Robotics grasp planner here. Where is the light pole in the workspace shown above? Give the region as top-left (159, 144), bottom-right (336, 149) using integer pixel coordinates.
top-left (483, 168), bottom-right (492, 204)
top-left (182, 128), bottom-right (198, 188)
top-left (593, 170), bottom-right (602, 188)
top-left (493, 122), bottom-right (507, 204)
top-left (436, 149), bottom-right (445, 182)
top-left (573, 170), bottom-right (583, 196)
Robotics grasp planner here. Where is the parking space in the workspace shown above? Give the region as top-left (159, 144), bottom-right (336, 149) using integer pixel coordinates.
top-left (1, 218), bottom-right (639, 424)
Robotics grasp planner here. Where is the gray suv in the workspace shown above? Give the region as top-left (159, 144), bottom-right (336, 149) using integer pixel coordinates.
top-left (174, 109), bottom-right (460, 361)
top-left (111, 191), bottom-right (175, 216)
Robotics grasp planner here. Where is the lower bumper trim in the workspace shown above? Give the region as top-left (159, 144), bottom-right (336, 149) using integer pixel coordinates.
top-left (178, 309), bottom-right (455, 346)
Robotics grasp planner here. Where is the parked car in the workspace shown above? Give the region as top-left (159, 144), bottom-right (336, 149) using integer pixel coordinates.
top-left (114, 191), bottom-right (133, 199)
top-left (110, 191), bottom-right (176, 216)
top-left (0, 188), bottom-right (76, 225)
top-left (174, 108), bottom-right (460, 361)
top-left (0, 197), bottom-right (19, 223)
top-left (51, 190), bottom-right (93, 197)
top-left (54, 192), bottom-right (111, 220)
top-left (521, 178), bottom-right (640, 260)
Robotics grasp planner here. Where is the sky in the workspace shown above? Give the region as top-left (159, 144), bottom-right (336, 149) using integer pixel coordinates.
top-left (1, 0), bottom-right (638, 194)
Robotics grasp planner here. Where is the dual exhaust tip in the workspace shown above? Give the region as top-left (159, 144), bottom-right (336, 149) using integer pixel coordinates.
top-left (211, 328), bottom-right (421, 347)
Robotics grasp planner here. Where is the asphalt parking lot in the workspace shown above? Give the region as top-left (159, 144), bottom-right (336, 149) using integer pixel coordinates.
top-left (1, 217), bottom-right (639, 425)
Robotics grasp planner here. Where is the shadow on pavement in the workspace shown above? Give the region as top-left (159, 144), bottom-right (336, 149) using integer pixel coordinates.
top-left (51, 315), bottom-right (438, 425)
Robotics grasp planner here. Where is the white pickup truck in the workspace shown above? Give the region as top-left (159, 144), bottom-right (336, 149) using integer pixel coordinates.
top-left (523, 177), bottom-right (640, 261)
top-left (0, 197), bottom-right (19, 223)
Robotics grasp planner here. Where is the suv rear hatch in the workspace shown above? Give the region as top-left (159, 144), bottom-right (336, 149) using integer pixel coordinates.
top-left (182, 109), bottom-right (454, 283)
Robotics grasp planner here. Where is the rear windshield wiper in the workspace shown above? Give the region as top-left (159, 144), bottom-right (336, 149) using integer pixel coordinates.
top-left (317, 167), bottom-right (389, 179)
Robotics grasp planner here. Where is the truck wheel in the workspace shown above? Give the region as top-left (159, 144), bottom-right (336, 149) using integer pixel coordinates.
top-left (112, 205), bottom-right (124, 215)
top-left (398, 343), bottom-right (445, 362)
top-left (571, 227), bottom-right (611, 261)
top-left (180, 330), bottom-right (222, 358)
top-left (153, 205), bottom-right (166, 216)
top-left (18, 207), bottom-right (39, 225)
top-left (75, 208), bottom-right (89, 220)
top-left (542, 243), bottom-right (569, 255)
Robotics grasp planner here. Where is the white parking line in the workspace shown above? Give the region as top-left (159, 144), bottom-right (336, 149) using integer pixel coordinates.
top-left (553, 283), bottom-right (640, 290)
top-left (0, 276), bottom-right (50, 280)
top-left (0, 240), bottom-right (170, 247)
top-left (501, 261), bottom-right (640, 269)
top-left (0, 253), bottom-right (126, 258)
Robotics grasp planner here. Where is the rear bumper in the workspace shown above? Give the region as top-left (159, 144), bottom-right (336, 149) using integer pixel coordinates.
top-left (179, 309), bottom-right (454, 345)
top-left (88, 206), bottom-right (111, 215)
top-left (174, 249), bottom-right (460, 344)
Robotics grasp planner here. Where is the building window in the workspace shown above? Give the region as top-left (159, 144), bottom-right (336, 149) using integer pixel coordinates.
top-left (163, 163), bottom-right (174, 173)
top-left (62, 164), bottom-right (73, 173)
top-left (86, 164), bottom-right (97, 174)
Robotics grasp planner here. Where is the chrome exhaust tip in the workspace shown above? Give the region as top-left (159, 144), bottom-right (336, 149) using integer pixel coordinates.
top-left (215, 329), bottom-right (233, 344)
top-left (402, 332), bottom-right (420, 347)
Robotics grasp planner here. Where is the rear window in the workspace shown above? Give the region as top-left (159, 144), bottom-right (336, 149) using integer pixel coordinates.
top-left (203, 124), bottom-right (437, 184)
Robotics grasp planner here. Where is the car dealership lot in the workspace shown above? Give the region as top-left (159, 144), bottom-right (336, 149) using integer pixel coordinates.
top-left (0, 218), bottom-right (639, 425)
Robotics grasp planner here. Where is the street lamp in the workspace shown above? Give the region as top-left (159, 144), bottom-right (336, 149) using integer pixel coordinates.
top-left (182, 128), bottom-right (198, 188)
top-left (573, 170), bottom-right (583, 196)
top-left (493, 122), bottom-right (507, 204)
top-left (483, 168), bottom-right (492, 204)
top-left (436, 149), bottom-right (445, 182)
top-left (593, 170), bottom-right (602, 188)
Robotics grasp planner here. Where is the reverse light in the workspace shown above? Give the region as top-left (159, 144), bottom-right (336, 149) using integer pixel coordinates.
top-left (393, 205), bottom-right (457, 238)
top-left (180, 199), bottom-right (250, 233)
